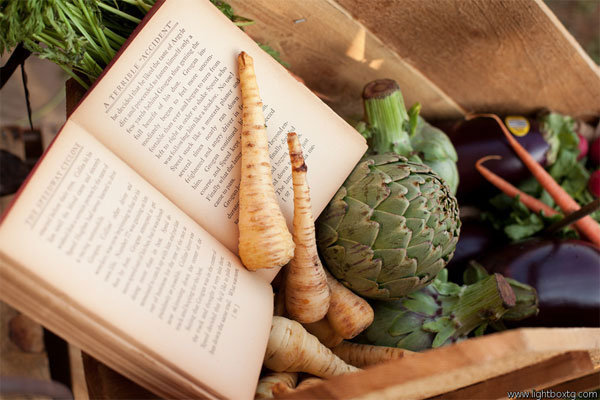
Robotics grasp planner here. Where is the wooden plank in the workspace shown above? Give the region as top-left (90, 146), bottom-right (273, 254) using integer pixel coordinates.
top-left (545, 371), bottom-right (600, 394)
top-left (228, 0), bottom-right (465, 120)
top-left (426, 351), bottom-right (594, 400)
top-left (68, 345), bottom-right (90, 400)
top-left (333, 0), bottom-right (600, 119)
top-left (279, 328), bottom-right (600, 400)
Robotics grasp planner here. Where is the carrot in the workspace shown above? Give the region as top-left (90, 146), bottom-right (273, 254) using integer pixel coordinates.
top-left (331, 341), bottom-right (413, 368)
top-left (325, 269), bottom-right (374, 339)
top-left (476, 156), bottom-right (558, 217)
top-left (255, 372), bottom-right (298, 399)
top-left (303, 318), bottom-right (344, 348)
top-left (469, 113), bottom-right (600, 247)
top-left (237, 52), bottom-right (295, 270)
top-left (264, 316), bottom-right (359, 377)
top-left (285, 132), bottom-right (330, 323)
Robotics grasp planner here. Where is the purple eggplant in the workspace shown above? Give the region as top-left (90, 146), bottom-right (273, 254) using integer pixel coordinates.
top-left (478, 238), bottom-right (600, 327)
top-left (446, 216), bottom-right (508, 282)
top-left (436, 116), bottom-right (550, 204)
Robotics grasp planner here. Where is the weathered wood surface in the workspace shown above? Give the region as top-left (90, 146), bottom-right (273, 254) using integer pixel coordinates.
top-left (334, 0), bottom-right (600, 118)
top-left (228, 0), bottom-right (465, 120)
top-left (279, 328), bottom-right (600, 399)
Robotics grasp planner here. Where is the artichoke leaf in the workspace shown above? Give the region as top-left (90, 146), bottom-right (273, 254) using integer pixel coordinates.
top-left (316, 222), bottom-right (340, 249)
top-left (378, 276), bottom-right (421, 300)
top-left (318, 186), bottom-right (348, 232)
top-left (346, 167), bottom-right (391, 209)
top-left (344, 159), bottom-right (373, 187)
top-left (335, 197), bottom-right (379, 247)
top-left (375, 181), bottom-right (410, 215)
top-left (371, 210), bottom-right (411, 250)
top-left (373, 248), bottom-right (417, 282)
top-left (373, 163), bottom-right (412, 182)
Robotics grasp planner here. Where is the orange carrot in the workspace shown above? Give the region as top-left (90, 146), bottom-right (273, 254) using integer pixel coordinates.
top-left (469, 113), bottom-right (600, 247)
top-left (476, 156), bottom-right (558, 217)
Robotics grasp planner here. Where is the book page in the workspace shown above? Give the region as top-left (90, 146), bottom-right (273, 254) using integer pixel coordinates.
top-left (70, 0), bottom-right (367, 275)
top-left (0, 123), bottom-right (273, 400)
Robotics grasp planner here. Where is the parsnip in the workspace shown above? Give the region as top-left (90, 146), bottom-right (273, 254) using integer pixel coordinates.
top-left (255, 372), bottom-right (298, 399)
top-left (273, 284), bottom-right (286, 317)
top-left (331, 341), bottom-right (413, 368)
top-left (264, 316), bottom-right (359, 378)
top-left (285, 132), bottom-right (330, 323)
top-left (303, 318), bottom-right (343, 348)
top-left (237, 52), bottom-right (295, 270)
top-left (325, 270), bottom-right (374, 339)
top-left (295, 376), bottom-right (323, 390)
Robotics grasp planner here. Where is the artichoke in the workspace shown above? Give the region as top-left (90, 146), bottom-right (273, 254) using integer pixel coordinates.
top-left (410, 116), bottom-right (459, 194)
top-left (316, 153), bottom-right (460, 300)
top-left (358, 79), bottom-right (459, 194)
top-left (357, 270), bottom-right (518, 352)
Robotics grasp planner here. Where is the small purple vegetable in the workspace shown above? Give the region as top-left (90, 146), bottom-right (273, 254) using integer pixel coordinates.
top-left (577, 133), bottom-right (589, 161)
top-left (438, 116), bottom-right (550, 204)
top-left (478, 238), bottom-right (600, 327)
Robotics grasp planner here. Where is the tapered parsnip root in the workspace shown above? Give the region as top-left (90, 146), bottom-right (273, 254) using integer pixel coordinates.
top-left (331, 341), bottom-right (413, 368)
top-left (237, 52), bottom-right (295, 270)
top-left (296, 376), bottom-right (324, 390)
top-left (303, 318), bottom-right (343, 348)
top-left (274, 284), bottom-right (286, 317)
top-left (285, 132), bottom-right (330, 323)
top-left (264, 316), bottom-right (359, 378)
top-left (255, 372), bottom-right (298, 399)
top-left (325, 270), bottom-right (374, 339)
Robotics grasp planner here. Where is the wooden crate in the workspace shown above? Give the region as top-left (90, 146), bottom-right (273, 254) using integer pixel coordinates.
top-left (61, 0), bottom-right (600, 398)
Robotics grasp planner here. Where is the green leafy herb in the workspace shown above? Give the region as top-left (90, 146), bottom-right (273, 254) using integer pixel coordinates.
top-left (1, 0), bottom-right (287, 88)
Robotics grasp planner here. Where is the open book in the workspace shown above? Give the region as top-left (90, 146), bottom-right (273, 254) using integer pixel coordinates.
top-left (0, 1), bottom-right (366, 399)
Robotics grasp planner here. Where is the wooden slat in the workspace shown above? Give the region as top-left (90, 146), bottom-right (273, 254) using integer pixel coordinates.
top-left (278, 328), bottom-right (600, 400)
top-left (68, 345), bottom-right (90, 400)
top-left (545, 371), bottom-right (600, 394)
top-left (228, 0), bottom-right (465, 119)
top-left (334, 0), bottom-right (600, 119)
top-left (427, 351), bottom-right (595, 400)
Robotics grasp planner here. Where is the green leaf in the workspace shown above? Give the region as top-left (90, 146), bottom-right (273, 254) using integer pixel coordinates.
top-left (257, 43), bottom-right (289, 67)
top-left (474, 323), bottom-right (488, 336)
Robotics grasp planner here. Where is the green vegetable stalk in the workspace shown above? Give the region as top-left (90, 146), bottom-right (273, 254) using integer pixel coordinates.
top-left (359, 78), bottom-right (459, 194)
top-left (362, 79), bottom-right (412, 155)
top-left (357, 270), bottom-right (516, 351)
top-left (0, 0), bottom-right (285, 88)
top-left (463, 262), bottom-right (539, 323)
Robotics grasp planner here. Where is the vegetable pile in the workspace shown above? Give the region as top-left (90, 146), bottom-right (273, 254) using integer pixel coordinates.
top-left (439, 111), bottom-right (600, 330)
top-left (3, 1), bottom-right (598, 397)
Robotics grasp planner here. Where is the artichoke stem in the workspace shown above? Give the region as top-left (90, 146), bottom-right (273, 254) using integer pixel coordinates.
top-left (453, 274), bottom-right (516, 338)
top-left (362, 79), bottom-right (413, 156)
top-left (464, 262), bottom-right (539, 322)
